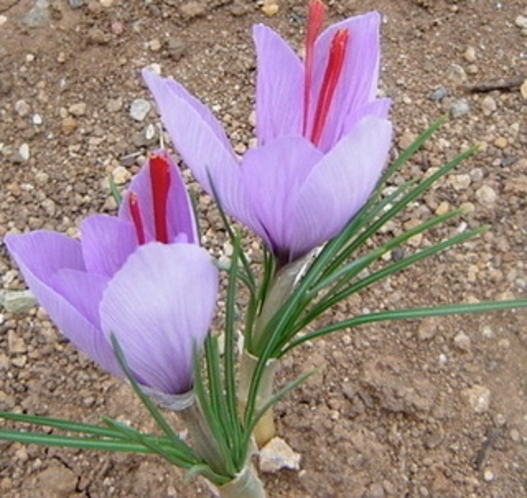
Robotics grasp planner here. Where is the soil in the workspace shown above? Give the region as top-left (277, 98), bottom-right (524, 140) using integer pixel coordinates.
top-left (1, 0), bottom-right (527, 497)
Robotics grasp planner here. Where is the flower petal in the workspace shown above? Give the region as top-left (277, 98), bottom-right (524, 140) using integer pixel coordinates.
top-left (240, 136), bottom-right (322, 255)
top-left (142, 69), bottom-right (232, 152)
top-left (252, 24), bottom-right (303, 145)
top-left (342, 98), bottom-right (391, 136)
top-left (291, 116), bottom-right (392, 259)
top-left (119, 152), bottom-right (198, 244)
top-left (311, 11), bottom-right (382, 151)
top-left (4, 232), bottom-right (119, 375)
top-left (143, 74), bottom-right (262, 236)
top-left (100, 243), bottom-right (218, 395)
top-left (81, 214), bottom-right (138, 276)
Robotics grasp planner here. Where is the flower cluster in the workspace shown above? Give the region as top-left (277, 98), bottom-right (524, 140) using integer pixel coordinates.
top-left (4, 0), bottom-right (391, 444)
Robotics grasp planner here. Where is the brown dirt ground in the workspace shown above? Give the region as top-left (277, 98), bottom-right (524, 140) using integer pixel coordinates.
top-left (1, 0), bottom-right (527, 497)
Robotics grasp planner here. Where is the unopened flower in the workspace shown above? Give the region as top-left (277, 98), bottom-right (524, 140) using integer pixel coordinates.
top-left (143, 3), bottom-right (392, 265)
top-left (4, 152), bottom-right (217, 395)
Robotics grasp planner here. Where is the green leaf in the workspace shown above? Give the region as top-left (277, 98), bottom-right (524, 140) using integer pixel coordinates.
top-left (286, 299), bottom-right (527, 351)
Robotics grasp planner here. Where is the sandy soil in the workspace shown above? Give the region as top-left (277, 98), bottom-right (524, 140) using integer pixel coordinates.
top-left (1, 0), bottom-right (527, 497)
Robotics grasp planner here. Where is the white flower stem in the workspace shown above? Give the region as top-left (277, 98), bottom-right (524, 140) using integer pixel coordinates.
top-left (214, 465), bottom-right (267, 498)
top-left (239, 349), bottom-right (279, 448)
top-left (241, 255), bottom-right (313, 446)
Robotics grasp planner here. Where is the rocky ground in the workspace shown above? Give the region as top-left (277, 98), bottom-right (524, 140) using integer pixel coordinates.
top-left (1, 0), bottom-right (527, 497)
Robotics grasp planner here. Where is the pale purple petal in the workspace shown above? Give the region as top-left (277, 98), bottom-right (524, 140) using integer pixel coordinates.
top-left (81, 215), bottom-right (138, 276)
top-left (100, 243), bottom-right (218, 395)
top-left (48, 268), bottom-right (119, 375)
top-left (143, 69), bottom-right (232, 152)
top-left (240, 137), bottom-right (322, 255)
top-left (291, 116), bottom-right (392, 259)
top-left (252, 24), bottom-right (303, 145)
top-left (342, 98), bottom-right (391, 136)
top-left (310, 12), bottom-right (381, 151)
top-left (142, 80), bottom-right (263, 237)
top-left (4, 232), bottom-right (119, 375)
top-left (119, 152), bottom-right (197, 243)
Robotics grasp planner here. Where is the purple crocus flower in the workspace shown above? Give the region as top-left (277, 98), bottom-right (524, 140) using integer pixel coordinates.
top-left (142, 3), bottom-right (392, 266)
top-left (4, 151), bottom-right (218, 396)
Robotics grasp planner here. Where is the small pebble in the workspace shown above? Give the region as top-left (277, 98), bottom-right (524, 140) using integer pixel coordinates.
top-left (446, 64), bottom-right (467, 84)
top-left (520, 79), bottom-right (527, 101)
top-left (262, 0), bottom-right (279, 16)
top-left (450, 99), bottom-right (470, 117)
top-left (69, 102), bottom-right (87, 117)
top-left (145, 123), bottom-right (156, 141)
top-left (259, 437), bottom-right (301, 472)
top-left (129, 98), bottom-right (151, 122)
top-left (453, 331), bottom-right (471, 352)
top-left (32, 114), bottom-right (42, 125)
top-left (463, 46), bottom-right (477, 62)
top-left (430, 86), bottom-right (448, 101)
top-left (111, 21), bottom-right (124, 35)
top-left (107, 98), bottom-right (123, 113)
top-left (476, 185), bottom-right (497, 206)
top-left (112, 166), bottom-right (131, 185)
top-left (481, 95), bottom-right (497, 116)
top-left (483, 469), bottom-right (494, 482)
top-left (19, 143), bottom-right (30, 161)
top-left (494, 137), bottom-right (508, 149)
top-left (462, 385), bottom-right (491, 413)
top-left (61, 116), bottom-right (77, 135)
top-left (15, 100), bottom-right (30, 117)
top-left (515, 15), bottom-right (527, 30)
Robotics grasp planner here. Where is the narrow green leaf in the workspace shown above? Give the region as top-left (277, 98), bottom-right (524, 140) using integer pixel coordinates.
top-left (0, 429), bottom-right (152, 453)
top-left (108, 174), bottom-right (122, 206)
top-left (285, 299), bottom-right (527, 352)
top-left (110, 334), bottom-right (198, 460)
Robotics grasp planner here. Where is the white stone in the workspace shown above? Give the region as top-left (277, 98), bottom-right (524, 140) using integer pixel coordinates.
top-left (515, 15), bottom-right (527, 30)
top-left (448, 174), bottom-right (471, 191)
top-left (130, 98), bottom-right (151, 122)
top-left (259, 437), bottom-right (301, 473)
top-left (112, 166), bottom-right (131, 185)
top-left (453, 331), bottom-right (471, 352)
top-left (462, 385), bottom-right (491, 413)
top-left (15, 100), bottom-right (30, 117)
top-left (19, 143), bottom-right (30, 161)
top-left (69, 102), bottom-right (87, 116)
top-left (475, 185), bottom-right (497, 205)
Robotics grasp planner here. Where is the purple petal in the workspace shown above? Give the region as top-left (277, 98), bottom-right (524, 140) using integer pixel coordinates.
top-left (291, 116), bottom-right (392, 259)
top-left (142, 77), bottom-right (262, 236)
top-left (100, 243), bottom-right (218, 395)
top-left (119, 152), bottom-right (198, 244)
top-left (4, 232), bottom-right (119, 375)
top-left (310, 12), bottom-right (382, 151)
top-left (252, 24), bottom-right (303, 145)
top-left (48, 268), bottom-right (119, 375)
top-left (240, 137), bottom-right (322, 255)
top-left (342, 98), bottom-right (391, 136)
top-left (143, 69), bottom-right (232, 152)
top-left (81, 215), bottom-right (138, 276)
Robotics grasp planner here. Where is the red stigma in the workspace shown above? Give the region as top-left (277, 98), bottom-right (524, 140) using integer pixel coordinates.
top-left (310, 28), bottom-right (349, 146)
top-left (303, 0), bottom-right (325, 136)
top-left (149, 153), bottom-right (171, 244)
top-left (128, 192), bottom-right (146, 245)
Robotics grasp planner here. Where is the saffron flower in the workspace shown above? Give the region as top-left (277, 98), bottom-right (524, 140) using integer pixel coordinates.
top-left (4, 151), bottom-right (218, 396)
top-left (142, 2), bottom-right (392, 265)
